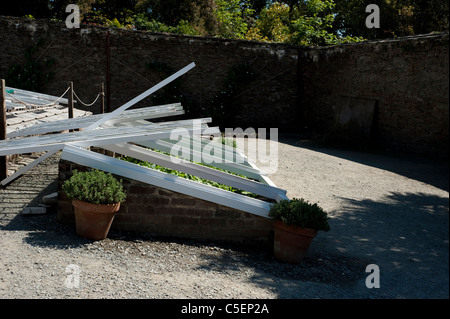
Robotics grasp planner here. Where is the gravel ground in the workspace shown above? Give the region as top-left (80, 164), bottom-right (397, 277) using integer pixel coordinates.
top-left (0, 136), bottom-right (448, 300)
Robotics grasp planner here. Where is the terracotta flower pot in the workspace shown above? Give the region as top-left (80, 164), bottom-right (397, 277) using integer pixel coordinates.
top-left (273, 220), bottom-right (318, 264)
top-left (72, 199), bottom-right (121, 241)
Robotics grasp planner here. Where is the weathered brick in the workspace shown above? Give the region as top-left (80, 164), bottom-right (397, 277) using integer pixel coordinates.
top-left (158, 189), bottom-right (174, 197)
top-left (141, 214), bottom-right (172, 225)
top-left (198, 217), bottom-right (227, 226)
top-left (114, 212), bottom-right (142, 224)
top-left (128, 185), bottom-right (157, 195)
top-left (170, 198), bottom-right (197, 207)
top-left (226, 219), bottom-right (255, 227)
top-left (171, 216), bottom-right (199, 225)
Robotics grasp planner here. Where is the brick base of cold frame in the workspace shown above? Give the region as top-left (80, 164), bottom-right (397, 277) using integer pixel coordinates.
top-left (57, 159), bottom-right (274, 249)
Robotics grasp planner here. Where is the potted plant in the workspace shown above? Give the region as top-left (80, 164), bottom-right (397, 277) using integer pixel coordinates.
top-left (269, 198), bottom-right (330, 264)
top-left (62, 169), bottom-right (127, 240)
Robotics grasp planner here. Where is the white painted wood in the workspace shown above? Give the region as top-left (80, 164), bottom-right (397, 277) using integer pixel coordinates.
top-left (61, 145), bottom-right (272, 218)
top-left (5, 86), bottom-right (70, 105)
top-left (102, 143), bottom-right (287, 200)
top-left (7, 103), bottom-right (184, 138)
top-left (137, 139), bottom-right (264, 181)
top-left (2, 62), bottom-right (193, 183)
top-left (161, 136), bottom-right (249, 164)
top-left (0, 150), bottom-right (59, 186)
top-left (0, 121), bottom-right (217, 156)
top-left (85, 62), bottom-right (196, 130)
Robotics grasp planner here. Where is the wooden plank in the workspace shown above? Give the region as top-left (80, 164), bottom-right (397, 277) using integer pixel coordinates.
top-left (61, 144), bottom-right (272, 218)
top-left (1, 62), bottom-right (193, 183)
top-left (1, 150), bottom-right (58, 186)
top-left (137, 139), bottom-right (264, 181)
top-left (5, 86), bottom-right (70, 105)
top-left (7, 103), bottom-right (184, 138)
top-left (1, 79), bottom-right (7, 180)
top-left (0, 120), bottom-right (217, 156)
top-left (102, 143), bottom-right (287, 200)
top-left (85, 62), bottom-right (195, 130)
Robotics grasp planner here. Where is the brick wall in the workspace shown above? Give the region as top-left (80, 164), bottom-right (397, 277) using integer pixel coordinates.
top-left (299, 33), bottom-right (449, 157)
top-left (57, 160), bottom-right (274, 249)
top-left (1, 16), bottom-right (448, 157)
top-left (0, 16), bottom-right (299, 131)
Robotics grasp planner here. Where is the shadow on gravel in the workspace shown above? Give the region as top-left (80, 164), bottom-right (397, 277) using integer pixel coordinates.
top-left (278, 136), bottom-right (449, 192)
top-left (328, 191), bottom-right (449, 266)
top-left (0, 179), bottom-right (57, 231)
top-left (195, 248), bottom-right (374, 293)
top-left (191, 191), bottom-right (448, 298)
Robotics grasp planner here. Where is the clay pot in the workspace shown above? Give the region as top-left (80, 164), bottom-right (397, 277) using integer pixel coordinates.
top-left (72, 199), bottom-right (121, 241)
top-left (273, 220), bottom-right (318, 264)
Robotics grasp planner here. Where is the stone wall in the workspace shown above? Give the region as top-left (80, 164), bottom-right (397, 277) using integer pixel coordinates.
top-left (299, 33), bottom-right (449, 157)
top-left (57, 160), bottom-right (274, 249)
top-left (1, 16), bottom-right (448, 157)
top-left (0, 16), bottom-right (299, 131)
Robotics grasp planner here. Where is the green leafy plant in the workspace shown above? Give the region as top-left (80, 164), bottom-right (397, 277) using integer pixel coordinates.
top-left (63, 170), bottom-right (127, 205)
top-left (221, 136), bottom-right (237, 148)
top-left (121, 156), bottom-right (257, 198)
top-left (269, 198), bottom-right (330, 231)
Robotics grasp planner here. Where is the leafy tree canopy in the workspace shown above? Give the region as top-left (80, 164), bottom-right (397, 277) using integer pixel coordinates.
top-left (2, 0), bottom-right (448, 46)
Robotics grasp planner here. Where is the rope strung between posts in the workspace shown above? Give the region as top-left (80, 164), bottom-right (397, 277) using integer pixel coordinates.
top-left (73, 90), bottom-right (102, 107)
top-left (5, 87), bottom-right (71, 108)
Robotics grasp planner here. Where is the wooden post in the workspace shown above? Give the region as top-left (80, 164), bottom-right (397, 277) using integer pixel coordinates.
top-left (106, 31), bottom-right (111, 113)
top-left (0, 79), bottom-right (7, 180)
top-left (101, 82), bottom-right (105, 114)
top-left (68, 81), bottom-right (74, 119)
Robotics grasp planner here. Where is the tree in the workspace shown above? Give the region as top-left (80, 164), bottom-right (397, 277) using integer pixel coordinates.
top-left (332, 0), bottom-right (449, 39)
top-left (246, 1), bottom-right (363, 45)
top-left (215, 0), bottom-right (255, 39)
top-left (1, 0), bottom-right (51, 19)
top-left (133, 0), bottom-right (219, 35)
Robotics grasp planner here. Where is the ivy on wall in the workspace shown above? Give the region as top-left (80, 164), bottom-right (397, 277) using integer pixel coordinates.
top-left (5, 39), bottom-right (55, 91)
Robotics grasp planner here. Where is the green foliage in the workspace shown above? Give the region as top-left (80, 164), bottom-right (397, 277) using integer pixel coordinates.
top-left (269, 198), bottom-right (330, 231)
top-left (63, 169), bottom-right (127, 205)
top-left (132, 13), bottom-right (199, 35)
top-left (333, 0), bottom-right (449, 39)
top-left (221, 136), bottom-right (237, 148)
top-left (121, 156), bottom-right (257, 198)
top-left (246, 1), bottom-right (364, 45)
top-left (5, 39), bottom-right (55, 91)
top-left (4, 0), bottom-right (448, 41)
top-left (245, 2), bottom-right (291, 42)
top-left (215, 0), bottom-right (255, 39)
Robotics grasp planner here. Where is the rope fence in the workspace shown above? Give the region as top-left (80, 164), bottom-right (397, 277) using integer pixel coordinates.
top-left (3, 82), bottom-right (104, 113)
top-left (5, 86), bottom-right (71, 108)
top-left (73, 90), bottom-right (102, 107)
top-left (1, 79), bottom-right (104, 181)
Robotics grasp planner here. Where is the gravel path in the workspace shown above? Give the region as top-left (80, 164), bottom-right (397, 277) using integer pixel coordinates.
top-left (0, 136), bottom-right (448, 300)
